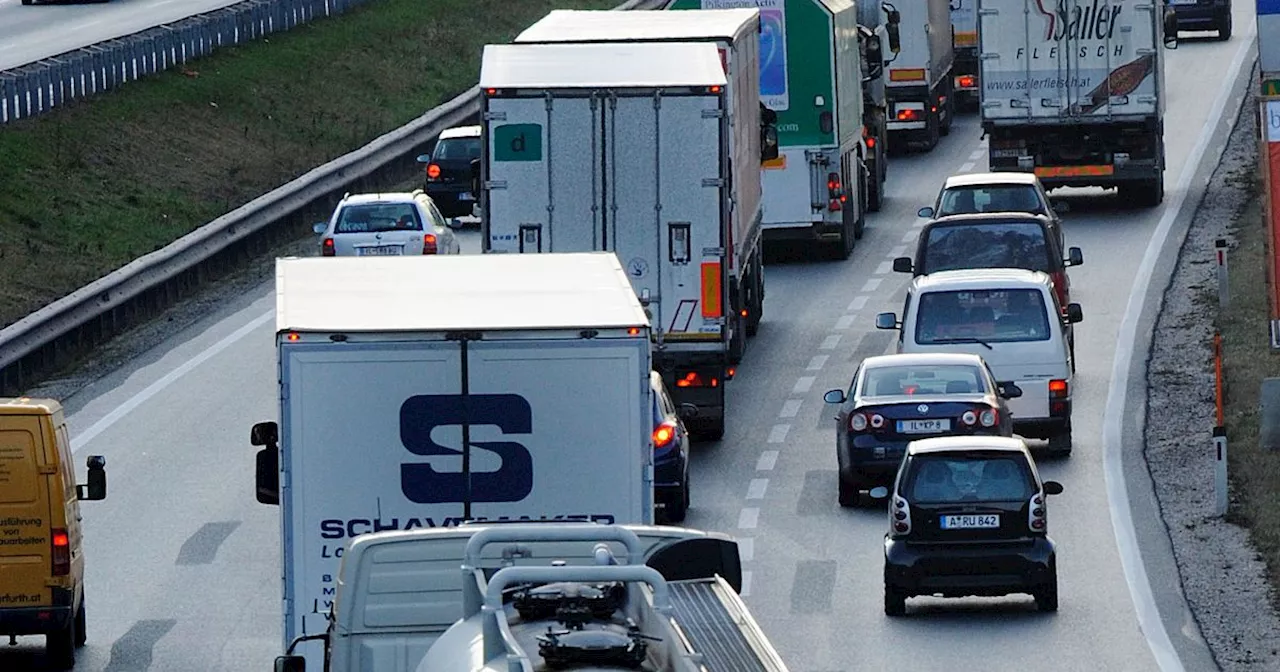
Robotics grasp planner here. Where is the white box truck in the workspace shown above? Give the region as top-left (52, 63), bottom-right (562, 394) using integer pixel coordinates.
top-left (978, 0), bottom-right (1178, 206)
top-left (249, 252), bottom-right (655, 671)
top-left (478, 41), bottom-right (762, 441)
top-left (885, 0), bottom-right (955, 151)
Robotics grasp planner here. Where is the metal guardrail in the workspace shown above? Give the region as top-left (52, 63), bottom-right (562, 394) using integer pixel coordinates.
top-left (0, 0), bottom-right (664, 393)
top-left (1, 0), bottom-right (379, 125)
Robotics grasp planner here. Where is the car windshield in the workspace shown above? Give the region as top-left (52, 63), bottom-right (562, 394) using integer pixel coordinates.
top-left (858, 364), bottom-right (987, 396)
top-left (334, 203), bottom-right (421, 234)
top-left (904, 454), bottom-right (1034, 503)
top-left (915, 289), bottom-right (1051, 344)
top-left (433, 137), bottom-right (481, 161)
top-left (937, 185), bottom-right (1045, 216)
top-left (920, 222), bottom-right (1052, 273)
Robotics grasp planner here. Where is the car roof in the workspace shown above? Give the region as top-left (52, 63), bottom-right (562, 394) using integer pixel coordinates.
top-left (942, 172), bottom-right (1041, 189)
top-left (906, 436), bottom-right (1031, 455)
top-left (438, 125), bottom-right (481, 140)
top-left (861, 353), bottom-right (987, 369)
top-left (340, 192), bottom-right (426, 205)
top-left (911, 268), bottom-right (1052, 292)
top-left (926, 212), bottom-right (1050, 227)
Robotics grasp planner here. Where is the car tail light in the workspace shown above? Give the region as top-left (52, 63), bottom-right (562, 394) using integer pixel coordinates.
top-left (422, 233), bottom-right (438, 255)
top-left (896, 109), bottom-right (919, 121)
top-left (1049, 379), bottom-right (1068, 398)
top-left (52, 528), bottom-right (70, 576)
top-left (676, 371), bottom-right (718, 388)
top-left (869, 413), bottom-right (886, 429)
top-left (827, 172), bottom-right (843, 211)
top-left (1051, 272), bottom-right (1069, 308)
top-left (426, 163), bottom-right (442, 181)
top-left (321, 238), bottom-right (335, 257)
top-left (979, 408), bottom-right (998, 427)
top-left (1028, 492), bottom-right (1047, 533)
top-left (849, 412), bottom-right (868, 432)
top-left (891, 496), bottom-right (912, 536)
top-left (652, 421), bottom-right (678, 449)
top-left (961, 410), bottom-right (978, 426)
top-left (866, 136), bottom-right (876, 149)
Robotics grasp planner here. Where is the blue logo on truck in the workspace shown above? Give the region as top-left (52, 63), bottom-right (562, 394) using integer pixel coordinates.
top-left (399, 394), bottom-right (534, 504)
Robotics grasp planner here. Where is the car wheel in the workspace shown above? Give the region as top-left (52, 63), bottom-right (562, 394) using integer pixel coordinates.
top-left (838, 474), bottom-right (865, 508)
top-left (47, 613), bottom-right (76, 670)
top-left (1047, 428), bottom-right (1072, 457)
top-left (884, 583), bottom-right (907, 617)
top-left (1034, 562), bottom-right (1059, 612)
top-left (1218, 11), bottom-right (1232, 40)
top-left (74, 598), bottom-right (86, 648)
top-left (689, 417), bottom-right (724, 443)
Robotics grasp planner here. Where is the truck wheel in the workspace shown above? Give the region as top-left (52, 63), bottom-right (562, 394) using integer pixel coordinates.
top-left (1046, 424), bottom-right (1072, 457)
top-left (729, 313), bottom-right (746, 364)
top-left (867, 157), bottom-right (884, 212)
top-left (74, 599), bottom-right (86, 647)
top-left (854, 165), bottom-right (868, 239)
top-left (884, 582), bottom-right (908, 617)
top-left (690, 417), bottom-right (725, 442)
top-left (939, 97), bottom-right (953, 137)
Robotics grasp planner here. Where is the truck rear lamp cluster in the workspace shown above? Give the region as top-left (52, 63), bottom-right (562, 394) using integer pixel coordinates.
top-left (321, 238), bottom-right (335, 256)
top-left (827, 172), bottom-right (845, 211)
top-left (1028, 493), bottom-right (1047, 532)
top-left (896, 109), bottom-right (920, 122)
top-left (1048, 379), bottom-right (1069, 398)
top-left (423, 233), bottom-right (438, 255)
top-left (52, 528), bottom-right (70, 576)
top-left (891, 496), bottom-right (912, 535)
top-left (956, 75), bottom-right (976, 89)
top-left (676, 371), bottom-right (719, 388)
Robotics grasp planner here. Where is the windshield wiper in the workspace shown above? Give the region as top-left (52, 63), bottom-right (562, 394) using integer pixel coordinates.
top-left (929, 337), bottom-right (993, 350)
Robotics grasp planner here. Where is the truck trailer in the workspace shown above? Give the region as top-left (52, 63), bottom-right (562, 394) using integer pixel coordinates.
top-left (479, 41), bottom-right (760, 441)
top-left (250, 253), bottom-right (655, 671)
top-left (664, 0), bottom-right (869, 260)
top-left (950, 0), bottom-right (980, 110)
top-left (857, 0), bottom-right (902, 211)
top-left (885, 0), bottom-right (955, 151)
top-left (978, 0), bottom-right (1179, 206)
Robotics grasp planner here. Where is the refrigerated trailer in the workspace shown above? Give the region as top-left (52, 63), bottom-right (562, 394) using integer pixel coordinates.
top-left (479, 41), bottom-right (761, 440)
top-left (249, 253), bottom-right (655, 671)
top-left (978, 0), bottom-right (1179, 206)
top-left (885, 0), bottom-right (955, 151)
top-left (950, 0), bottom-right (980, 110)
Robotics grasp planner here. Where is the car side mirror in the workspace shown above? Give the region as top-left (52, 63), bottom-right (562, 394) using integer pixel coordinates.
top-left (415, 154), bottom-right (432, 164)
top-left (1163, 10), bottom-right (1178, 49)
top-left (312, 222), bottom-right (327, 235)
top-left (677, 403), bottom-right (700, 420)
top-left (917, 206), bottom-right (935, 218)
top-left (761, 124), bottom-right (780, 162)
top-left (275, 656), bottom-right (307, 672)
top-left (76, 455), bottom-right (107, 501)
top-left (868, 486), bottom-right (890, 500)
top-left (823, 389), bottom-right (846, 404)
top-left (1066, 303), bottom-right (1083, 324)
top-left (892, 257), bottom-right (913, 274)
top-left (997, 382), bottom-right (1023, 399)
top-left (1043, 480), bottom-right (1064, 495)
top-left (1067, 246), bottom-right (1083, 267)
top-left (875, 312), bottom-right (899, 330)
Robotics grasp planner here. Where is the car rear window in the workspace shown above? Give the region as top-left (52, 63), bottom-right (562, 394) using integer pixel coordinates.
top-left (859, 364), bottom-right (986, 396)
top-left (0, 430), bottom-right (39, 504)
top-left (334, 204), bottom-right (422, 234)
top-left (920, 222), bottom-right (1052, 274)
top-left (904, 454), bottom-right (1034, 503)
top-left (433, 137), bottom-right (481, 161)
top-left (937, 185), bottom-right (1045, 217)
top-left (914, 289), bottom-right (1051, 344)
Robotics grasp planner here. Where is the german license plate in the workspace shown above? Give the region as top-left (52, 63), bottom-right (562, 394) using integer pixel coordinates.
top-left (459, 192), bottom-right (475, 201)
top-left (897, 419), bottom-right (951, 434)
top-left (357, 246), bottom-right (402, 256)
top-left (941, 514), bottom-right (1000, 529)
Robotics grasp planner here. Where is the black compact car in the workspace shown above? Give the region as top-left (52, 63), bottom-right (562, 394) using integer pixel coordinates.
top-left (877, 436), bottom-right (1064, 616)
top-left (416, 125), bottom-right (482, 222)
top-left (822, 353), bottom-right (1022, 507)
top-left (1166, 0), bottom-right (1231, 40)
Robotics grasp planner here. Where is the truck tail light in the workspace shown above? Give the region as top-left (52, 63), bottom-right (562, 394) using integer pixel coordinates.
top-left (321, 238), bottom-right (335, 257)
top-left (957, 75), bottom-right (976, 88)
top-left (52, 529), bottom-right (70, 576)
top-left (700, 262), bottom-right (722, 317)
top-left (676, 371), bottom-right (718, 388)
top-left (1049, 379), bottom-right (1068, 399)
top-left (1051, 272), bottom-right (1069, 308)
top-left (422, 233), bottom-right (438, 255)
top-left (827, 172), bottom-right (843, 211)
top-left (653, 421), bottom-right (678, 449)
top-left (426, 163), bottom-right (442, 181)
top-left (896, 109), bottom-right (919, 121)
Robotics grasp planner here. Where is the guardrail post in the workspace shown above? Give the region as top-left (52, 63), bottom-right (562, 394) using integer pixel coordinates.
top-left (1215, 238), bottom-right (1229, 308)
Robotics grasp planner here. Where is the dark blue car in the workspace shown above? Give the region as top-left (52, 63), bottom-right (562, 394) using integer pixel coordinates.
top-left (650, 371), bottom-right (691, 523)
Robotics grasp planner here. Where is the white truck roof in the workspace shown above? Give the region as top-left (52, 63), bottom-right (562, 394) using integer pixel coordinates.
top-left (515, 8), bottom-right (759, 43)
top-left (479, 42), bottom-right (728, 90)
top-left (275, 252), bottom-right (650, 333)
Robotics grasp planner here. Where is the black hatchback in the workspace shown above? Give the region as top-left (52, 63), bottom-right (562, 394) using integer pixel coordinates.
top-left (416, 125), bottom-right (482, 221)
top-left (875, 436), bottom-right (1064, 616)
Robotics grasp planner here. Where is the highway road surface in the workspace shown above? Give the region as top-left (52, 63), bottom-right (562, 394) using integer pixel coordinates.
top-left (0, 3), bottom-right (1260, 670)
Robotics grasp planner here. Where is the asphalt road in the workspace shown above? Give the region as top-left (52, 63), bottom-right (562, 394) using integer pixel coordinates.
top-left (0, 0), bottom-right (248, 72)
top-left (0, 7), bottom-right (1260, 671)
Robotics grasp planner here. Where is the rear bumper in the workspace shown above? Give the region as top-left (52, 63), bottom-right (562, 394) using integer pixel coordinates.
top-left (654, 455), bottom-right (686, 491)
top-left (0, 588), bottom-right (73, 636)
top-left (762, 219), bottom-right (843, 243)
top-left (424, 183), bottom-right (475, 217)
top-left (840, 430), bottom-right (1008, 486)
top-left (1170, 2), bottom-right (1229, 28)
top-left (885, 537), bottom-right (1056, 597)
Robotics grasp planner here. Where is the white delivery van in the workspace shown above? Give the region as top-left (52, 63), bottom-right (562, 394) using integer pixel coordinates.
top-left (875, 268), bottom-right (1082, 455)
top-left (249, 252), bottom-right (655, 670)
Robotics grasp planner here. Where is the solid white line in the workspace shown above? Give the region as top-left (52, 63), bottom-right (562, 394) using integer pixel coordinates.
top-left (834, 315), bottom-right (855, 330)
top-left (779, 399), bottom-right (802, 418)
top-left (861, 278), bottom-right (882, 292)
top-left (819, 334), bottom-right (842, 350)
top-left (1101, 25), bottom-right (1254, 672)
top-left (792, 376), bottom-right (815, 394)
top-left (738, 508), bottom-right (760, 529)
top-left (746, 479), bottom-right (768, 500)
top-left (740, 570), bottom-right (753, 597)
top-left (848, 295), bottom-right (869, 312)
top-left (807, 355), bottom-right (829, 371)
top-left (756, 451), bottom-right (779, 471)
top-left (959, 161), bottom-right (976, 172)
top-left (874, 261), bottom-right (892, 275)
top-left (767, 424), bottom-right (791, 443)
top-left (888, 245), bottom-right (908, 257)
top-left (738, 537), bottom-right (755, 562)
top-left (74, 309), bottom-right (275, 452)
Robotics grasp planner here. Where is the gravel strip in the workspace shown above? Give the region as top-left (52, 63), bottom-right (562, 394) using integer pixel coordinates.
top-left (1144, 81), bottom-right (1280, 670)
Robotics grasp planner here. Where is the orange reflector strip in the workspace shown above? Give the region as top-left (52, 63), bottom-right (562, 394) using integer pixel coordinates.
top-left (1034, 165), bottom-right (1115, 177)
top-left (701, 262), bottom-right (722, 318)
top-left (889, 68), bottom-right (927, 82)
top-left (763, 155), bottom-right (787, 170)
top-left (955, 32), bottom-right (978, 47)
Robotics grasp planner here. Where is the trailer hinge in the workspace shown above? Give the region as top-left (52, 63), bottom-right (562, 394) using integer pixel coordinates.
top-left (644, 463), bottom-right (655, 486)
top-left (445, 331), bottom-right (484, 341)
top-left (280, 382), bottom-right (289, 402)
top-left (702, 177), bottom-right (726, 188)
top-left (1138, 95), bottom-right (1158, 104)
top-left (702, 108), bottom-right (725, 119)
top-left (702, 247), bottom-right (725, 257)
top-left (978, 7), bottom-right (997, 15)
top-left (482, 111), bottom-right (506, 121)
top-left (1136, 48), bottom-right (1155, 56)
top-left (486, 180), bottom-right (508, 190)
top-left (980, 52), bottom-right (999, 61)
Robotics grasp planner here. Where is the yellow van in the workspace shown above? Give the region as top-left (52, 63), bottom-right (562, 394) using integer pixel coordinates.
top-left (0, 397), bottom-right (106, 670)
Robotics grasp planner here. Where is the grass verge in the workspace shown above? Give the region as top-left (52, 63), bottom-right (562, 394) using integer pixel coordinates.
top-left (0, 0), bottom-right (619, 329)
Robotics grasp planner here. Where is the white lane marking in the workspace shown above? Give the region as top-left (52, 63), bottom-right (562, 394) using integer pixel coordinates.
top-left (861, 278), bottom-right (882, 292)
top-left (792, 376), bottom-right (815, 394)
top-left (1101, 24), bottom-right (1254, 672)
top-left (835, 315), bottom-right (855, 330)
top-left (746, 479), bottom-right (769, 500)
top-left (874, 261), bottom-right (892, 275)
top-left (756, 451), bottom-right (779, 471)
top-left (807, 355), bottom-right (829, 371)
top-left (74, 309), bottom-right (275, 452)
top-left (969, 149), bottom-right (985, 161)
top-left (819, 334), bottom-right (842, 350)
top-left (779, 399), bottom-right (802, 418)
top-left (848, 295), bottom-right (869, 312)
top-left (738, 508), bottom-right (760, 529)
top-left (959, 161), bottom-right (976, 172)
top-left (740, 570), bottom-right (753, 597)
top-left (902, 230), bottom-right (918, 242)
top-left (767, 424), bottom-right (791, 443)
top-left (888, 245), bottom-right (908, 257)
top-left (911, 218), bottom-right (928, 228)
top-left (739, 537), bottom-right (755, 562)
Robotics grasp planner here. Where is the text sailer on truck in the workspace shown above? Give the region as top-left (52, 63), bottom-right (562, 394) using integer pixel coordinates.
top-left (477, 40), bottom-right (775, 441)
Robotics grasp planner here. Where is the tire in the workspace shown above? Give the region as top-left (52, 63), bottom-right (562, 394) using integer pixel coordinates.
top-left (1047, 426), bottom-right (1072, 457)
top-left (690, 416), bottom-right (725, 442)
top-left (1068, 332), bottom-right (1077, 374)
top-left (728, 312), bottom-right (746, 364)
top-left (939, 99), bottom-right (952, 137)
top-left (74, 598), bottom-right (86, 648)
top-left (745, 257), bottom-right (762, 337)
top-left (854, 165), bottom-right (867, 240)
top-left (838, 476), bottom-right (859, 508)
top-left (867, 158), bottom-right (884, 212)
top-left (47, 613), bottom-right (76, 670)
top-left (21, 0), bottom-right (33, 5)
top-left (1035, 562), bottom-right (1059, 612)
top-left (884, 583), bottom-right (907, 617)
top-left (1218, 11), bottom-right (1232, 40)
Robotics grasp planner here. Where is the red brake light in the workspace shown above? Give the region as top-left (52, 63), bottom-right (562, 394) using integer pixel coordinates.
top-left (866, 136), bottom-right (876, 148)
top-left (653, 421), bottom-right (677, 448)
top-left (52, 528), bottom-right (70, 576)
top-left (321, 238), bottom-right (335, 256)
top-left (675, 371), bottom-right (718, 388)
top-left (426, 164), bottom-right (442, 180)
top-left (897, 109), bottom-right (918, 121)
top-left (422, 233), bottom-right (438, 255)
top-left (286, 332), bottom-right (301, 342)
top-left (959, 75), bottom-right (976, 88)
top-left (1049, 379), bottom-right (1068, 397)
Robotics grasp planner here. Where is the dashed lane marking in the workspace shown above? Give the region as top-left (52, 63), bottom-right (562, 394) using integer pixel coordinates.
top-left (874, 261), bottom-right (892, 275)
top-left (848, 295), bottom-right (869, 311)
top-left (767, 424), bottom-right (791, 443)
top-left (807, 355), bottom-right (829, 370)
top-left (747, 479), bottom-right (769, 500)
top-left (861, 278), bottom-right (882, 292)
top-left (779, 399), bottom-right (802, 418)
top-left (738, 508), bottom-right (760, 529)
top-left (757, 451), bottom-right (779, 471)
top-left (835, 315), bottom-right (855, 330)
top-left (819, 334), bottom-right (842, 350)
top-left (793, 376), bottom-right (815, 394)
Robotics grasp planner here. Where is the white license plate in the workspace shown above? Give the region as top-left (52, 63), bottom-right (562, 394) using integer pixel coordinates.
top-left (1169, 0), bottom-right (1196, 5)
top-left (357, 246), bottom-right (402, 256)
top-left (897, 419), bottom-right (951, 434)
top-left (459, 192), bottom-right (475, 201)
top-left (941, 514), bottom-right (1000, 529)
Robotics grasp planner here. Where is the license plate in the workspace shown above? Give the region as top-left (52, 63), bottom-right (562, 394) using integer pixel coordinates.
top-left (897, 419), bottom-right (951, 434)
top-left (941, 514), bottom-right (1000, 529)
top-left (1169, 0), bottom-right (1196, 5)
top-left (459, 192), bottom-right (475, 201)
top-left (357, 246), bottom-right (402, 256)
